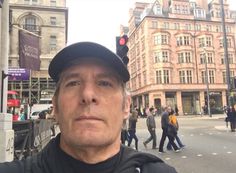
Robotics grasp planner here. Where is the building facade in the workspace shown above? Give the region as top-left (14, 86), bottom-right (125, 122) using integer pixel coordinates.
top-left (127, 0), bottom-right (236, 115)
top-left (8, 0), bottom-right (68, 104)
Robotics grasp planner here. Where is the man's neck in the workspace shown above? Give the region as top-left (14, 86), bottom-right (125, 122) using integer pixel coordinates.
top-left (59, 138), bottom-right (121, 164)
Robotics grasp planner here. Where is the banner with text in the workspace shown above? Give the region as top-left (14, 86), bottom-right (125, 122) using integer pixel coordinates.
top-left (19, 30), bottom-right (40, 71)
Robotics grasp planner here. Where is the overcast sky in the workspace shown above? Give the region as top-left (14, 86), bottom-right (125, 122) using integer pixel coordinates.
top-left (66, 0), bottom-right (236, 52)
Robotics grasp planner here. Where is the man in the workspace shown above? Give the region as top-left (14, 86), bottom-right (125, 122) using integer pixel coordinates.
top-left (143, 107), bottom-right (157, 149)
top-left (159, 106), bottom-right (180, 153)
top-left (0, 42), bottom-right (177, 173)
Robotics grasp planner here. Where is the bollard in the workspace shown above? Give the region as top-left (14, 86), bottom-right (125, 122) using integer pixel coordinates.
top-left (0, 113), bottom-right (14, 162)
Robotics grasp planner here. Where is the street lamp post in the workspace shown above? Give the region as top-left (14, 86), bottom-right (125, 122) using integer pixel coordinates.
top-left (204, 48), bottom-right (212, 117)
top-left (220, 0), bottom-right (231, 106)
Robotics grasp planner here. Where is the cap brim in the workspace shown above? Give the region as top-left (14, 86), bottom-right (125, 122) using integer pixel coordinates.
top-left (48, 42), bottom-right (130, 83)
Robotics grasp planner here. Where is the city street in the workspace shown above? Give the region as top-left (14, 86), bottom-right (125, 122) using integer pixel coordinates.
top-left (132, 115), bottom-right (236, 173)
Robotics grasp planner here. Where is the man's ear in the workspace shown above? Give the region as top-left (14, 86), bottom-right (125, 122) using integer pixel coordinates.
top-left (123, 95), bottom-right (131, 119)
top-left (52, 96), bottom-right (58, 122)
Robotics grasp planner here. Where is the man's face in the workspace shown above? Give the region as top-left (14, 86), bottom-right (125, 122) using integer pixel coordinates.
top-left (53, 58), bottom-right (130, 150)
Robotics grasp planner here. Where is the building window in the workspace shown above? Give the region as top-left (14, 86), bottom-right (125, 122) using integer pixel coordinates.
top-left (143, 71), bottom-right (147, 85)
top-left (201, 69), bottom-right (214, 84)
top-left (156, 70), bottom-right (170, 84)
top-left (154, 34), bottom-right (169, 45)
top-left (156, 70), bottom-right (162, 84)
top-left (50, 35), bottom-right (57, 50)
top-left (209, 70), bottom-right (215, 83)
top-left (24, 16), bottom-right (37, 32)
top-left (138, 74), bottom-right (141, 88)
top-left (226, 26), bottom-right (231, 33)
top-left (154, 51), bottom-right (169, 63)
top-left (177, 36), bottom-right (190, 46)
top-left (174, 23), bottom-right (180, 30)
top-left (201, 71), bottom-right (207, 83)
top-left (198, 36), bottom-right (212, 47)
top-left (179, 70), bottom-right (192, 83)
top-left (163, 70), bottom-right (170, 84)
top-left (223, 71), bottom-right (234, 84)
top-left (206, 25), bottom-right (212, 31)
top-left (216, 25), bottom-right (222, 32)
top-left (179, 71), bottom-right (185, 83)
top-left (221, 53), bottom-right (234, 64)
top-left (163, 22), bottom-right (169, 29)
top-left (206, 36), bottom-right (212, 47)
top-left (152, 21), bottom-right (158, 28)
top-left (195, 24), bottom-right (201, 31)
top-left (200, 52), bottom-right (213, 64)
top-left (194, 9), bottom-right (205, 18)
top-left (185, 24), bottom-right (191, 30)
top-left (50, 17), bottom-right (57, 25)
top-left (178, 52), bottom-right (192, 63)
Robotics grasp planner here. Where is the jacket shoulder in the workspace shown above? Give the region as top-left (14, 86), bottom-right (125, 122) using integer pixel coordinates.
top-left (142, 162), bottom-right (178, 173)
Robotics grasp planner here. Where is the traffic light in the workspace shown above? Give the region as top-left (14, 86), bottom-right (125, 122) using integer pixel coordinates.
top-left (116, 35), bottom-right (129, 66)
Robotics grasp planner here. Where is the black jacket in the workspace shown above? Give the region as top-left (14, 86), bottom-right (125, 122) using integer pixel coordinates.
top-left (0, 134), bottom-right (177, 173)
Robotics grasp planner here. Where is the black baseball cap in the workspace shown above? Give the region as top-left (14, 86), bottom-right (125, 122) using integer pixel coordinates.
top-left (48, 42), bottom-right (130, 83)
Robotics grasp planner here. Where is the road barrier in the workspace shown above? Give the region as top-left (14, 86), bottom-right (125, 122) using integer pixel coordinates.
top-left (13, 119), bottom-right (54, 160)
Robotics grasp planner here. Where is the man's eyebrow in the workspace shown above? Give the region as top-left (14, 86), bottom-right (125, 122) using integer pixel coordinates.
top-left (61, 73), bottom-right (80, 81)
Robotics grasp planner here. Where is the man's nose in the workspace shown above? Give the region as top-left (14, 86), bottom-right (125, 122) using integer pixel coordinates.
top-left (79, 83), bottom-right (97, 105)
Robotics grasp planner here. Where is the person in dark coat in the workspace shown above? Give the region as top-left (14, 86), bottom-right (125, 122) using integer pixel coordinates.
top-left (0, 42), bottom-right (177, 173)
top-left (127, 109), bottom-right (139, 150)
top-left (158, 106), bottom-right (180, 153)
top-left (227, 106), bottom-right (236, 132)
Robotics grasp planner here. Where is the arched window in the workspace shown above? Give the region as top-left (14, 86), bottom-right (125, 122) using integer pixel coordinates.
top-left (23, 16), bottom-right (36, 32)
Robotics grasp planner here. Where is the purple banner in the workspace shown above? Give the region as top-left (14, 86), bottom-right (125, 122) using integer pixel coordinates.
top-left (8, 68), bottom-right (30, 81)
top-left (0, 0), bottom-right (4, 8)
top-left (19, 30), bottom-right (40, 71)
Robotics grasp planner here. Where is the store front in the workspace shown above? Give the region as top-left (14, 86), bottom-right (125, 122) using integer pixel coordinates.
top-left (182, 92), bottom-right (200, 115)
top-left (205, 91), bottom-right (223, 114)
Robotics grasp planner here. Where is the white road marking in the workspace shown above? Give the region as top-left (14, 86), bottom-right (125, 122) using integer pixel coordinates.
top-left (190, 134), bottom-right (194, 136)
top-left (181, 156), bottom-right (187, 159)
top-left (212, 153), bottom-right (218, 155)
top-left (227, 151), bottom-right (232, 154)
top-left (197, 154), bottom-right (203, 157)
top-left (165, 157), bottom-right (171, 160)
top-left (223, 146), bottom-right (227, 149)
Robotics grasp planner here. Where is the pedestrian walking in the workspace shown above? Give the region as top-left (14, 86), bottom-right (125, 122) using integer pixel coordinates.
top-left (158, 106), bottom-right (180, 153)
top-left (227, 106), bottom-right (236, 132)
top-left (0, 42), bottom-right (177, 173)
top-left (143, 107), bottom-right (157, 149)
top-left (121, 118), bottom-right (129, 145)
top-left (166, 109), bottom-right (185, 150)
top-left (127, 109), bottom-right (138, 150)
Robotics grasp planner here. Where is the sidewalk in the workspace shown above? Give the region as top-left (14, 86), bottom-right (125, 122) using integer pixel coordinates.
top-left (177, 114), bottom-right (226, 120)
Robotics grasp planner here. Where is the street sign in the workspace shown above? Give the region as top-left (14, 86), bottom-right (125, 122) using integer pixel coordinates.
top-left (8, 68), bottom-right (30, 81)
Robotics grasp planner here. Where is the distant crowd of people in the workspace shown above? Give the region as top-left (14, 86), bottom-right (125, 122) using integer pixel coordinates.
top-left (121, 105), bottom-right (185, 153)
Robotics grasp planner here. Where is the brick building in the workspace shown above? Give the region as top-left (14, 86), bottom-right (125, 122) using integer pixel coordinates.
top-left (127, 0), bottom-right (236, 115)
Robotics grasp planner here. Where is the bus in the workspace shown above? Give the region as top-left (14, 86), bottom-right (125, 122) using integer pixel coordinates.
top-left (7, 90), bottom-right (21, 121)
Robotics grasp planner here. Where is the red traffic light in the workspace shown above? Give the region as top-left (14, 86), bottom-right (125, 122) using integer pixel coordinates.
top-left (119, 37), bottom-right (126, 46)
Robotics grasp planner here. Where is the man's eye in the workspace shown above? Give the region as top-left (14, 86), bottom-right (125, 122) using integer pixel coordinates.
top-left (98, 81), bottom-right (112, 87)
top-left (66, 81), bottom-right (80, 87)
